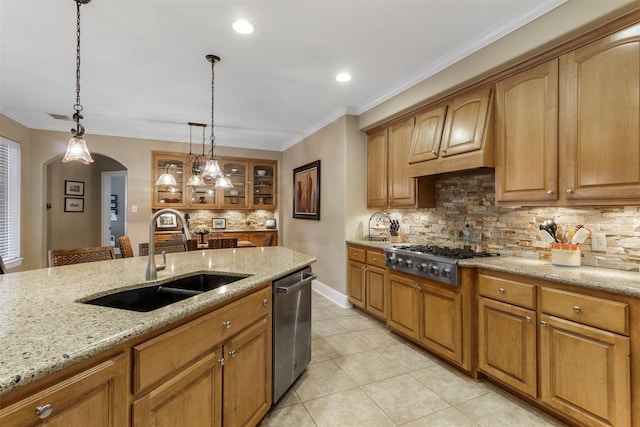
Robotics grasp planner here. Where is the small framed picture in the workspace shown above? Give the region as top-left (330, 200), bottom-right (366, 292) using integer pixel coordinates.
top-left (265, 218), bottom-right (277, 229)
top-left (64, 197), bottom-right (84, 212)
top-left (65, 180), bottom-right (84, 196)
top-left (156, 213), bottom-right (177, 228)
top-left (212, 218), bottom-right (226, 229)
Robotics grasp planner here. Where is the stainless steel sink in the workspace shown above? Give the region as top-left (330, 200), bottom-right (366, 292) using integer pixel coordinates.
top-left (82, 273), bottom-right (249, 312)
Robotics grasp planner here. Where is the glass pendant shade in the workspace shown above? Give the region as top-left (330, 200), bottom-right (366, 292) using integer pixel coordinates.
top-left (62, 136), bottom-right (94, 164)
top-left (187, 174), bottom-right (205, 186)
top-left (155, 173), bottom-right (177, 186)
top-left (202, 158), bottom-right (223, 178)
top-left (214, 175), bottom-right (234, 189)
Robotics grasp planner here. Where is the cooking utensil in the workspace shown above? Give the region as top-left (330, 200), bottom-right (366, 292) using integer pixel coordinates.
top-left (538, 229), bottom-right (556, 243)
top-left (571, 227), bottom-right (591, 244)
top-left (540, 221), bottom-right (560, 243)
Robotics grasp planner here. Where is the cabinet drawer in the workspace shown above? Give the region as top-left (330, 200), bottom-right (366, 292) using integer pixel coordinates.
top-left (478, 273), bottom-right (536, 309)
top-left (366, 250), bottom-right (386, 268)
top-left (133, 285), bottom-right (271, 394)
top-left (348, 246), bottom-right (366, 263)
top-left (540, 287), bottom-right (629, 335)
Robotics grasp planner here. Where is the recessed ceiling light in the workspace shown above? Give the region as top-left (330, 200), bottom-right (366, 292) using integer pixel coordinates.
top-left (233, 19), bottom-right (254, 35)
top-left (336, 72), bottom-right (351, 83)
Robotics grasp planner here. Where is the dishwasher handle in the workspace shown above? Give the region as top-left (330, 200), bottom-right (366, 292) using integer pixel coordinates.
top-left (276, 272), bottom-right (317, 294)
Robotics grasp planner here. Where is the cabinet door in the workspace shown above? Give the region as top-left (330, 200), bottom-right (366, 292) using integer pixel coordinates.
top-left (0, 353), bottom-right (129, 427)
top-left (387, 273), bottom-right (419, 339)
top-left (440, 87), bottom-right (492, 157)
top-left (478, 297), bottom-right (537, 398)
top-left (388, 117), bottom-right (417, 207)
top-left (408, 105), bottom-right (447, 163)
top-left (153, 153), bottom-right (187, 208)
top-left (217, 160), bottom-right (250, 209)
top-left (540, 314), bottom-right (631, 427)
top-left (348, 260), bottom-right (366, 309)
top-left (495, 60), bottom-right (559, 203)
top-left (365, 264), bottom-right (387, 320)
top-left (417, 282), bottom-right (463, 365)
top-left (133, 351), bottom-right (222, 427)
top-left (367, 128), bottom-right (388, 207)
top-left (560, 23), bottom-right (640, 201)
top-left (223, 317), bottom-right (272, 427)
top-left (251, 161), bottom-right (277, 209)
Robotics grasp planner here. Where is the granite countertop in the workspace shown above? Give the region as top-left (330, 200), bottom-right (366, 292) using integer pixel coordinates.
top-left (0, 247), bottom-right (315, 396)
top-left (346, 239), bottom-right (640, 298)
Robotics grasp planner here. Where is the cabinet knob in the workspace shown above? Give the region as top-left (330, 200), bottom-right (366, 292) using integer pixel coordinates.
top-left (573, 305), bottom-right (581, 313)
top-left (229, 350), bottom-right (237, 358)
top-left (546, 190), bottom-right (554, 196)
top-left (498, 287), bottom-right (505, 294)
top-left (35, 404), bottom-right (53, 419)
top-left (566, 188), bottom-right (574, 195)
top-left (263, 298), bottom-right (269, 308)
top-left (223, 321), bottom-right (232, 328)
top-left (441, 148), bottom-right (447, 153)
top-left (525, 316), bottom-right (532, 322)
top-left (540, 321), bottom-right (548, 326)
top-left (431, 150), bottom-right (437, 155)
top-left (373, 258), bottom-right (378, 262)
top-left (218, 358), bottom-right (226, 366)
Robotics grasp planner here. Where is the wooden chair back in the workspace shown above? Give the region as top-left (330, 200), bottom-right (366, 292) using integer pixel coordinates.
top-left (0, 255), bottom-right (7, 274)
top-left (208, 237), bottom-right (238, 249)
top-left (118, 236), bottom-right (135, 258)
top-left (49, 246), bottom-right (116, 267)
top-left (139, 240), bottom-right (188, 256)
top-left (185, 239), bottom-right (198, 251)
top-left (263, 234), bottom-right (274, 247)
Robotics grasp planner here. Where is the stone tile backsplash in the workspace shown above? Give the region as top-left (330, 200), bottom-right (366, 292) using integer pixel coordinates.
top-left (382, 169), bottom-right (640, 272)
top-left (185, 210), bottom-right (276, 232)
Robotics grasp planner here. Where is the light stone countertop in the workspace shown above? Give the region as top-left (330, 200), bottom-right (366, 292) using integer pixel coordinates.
top-left (346, 239), bottom-right (640, 297)
top-left (0, 247), bottom-right (315, 397)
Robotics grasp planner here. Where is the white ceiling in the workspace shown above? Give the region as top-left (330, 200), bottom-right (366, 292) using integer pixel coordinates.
top-left (1, 0), bottom-right (566, 152)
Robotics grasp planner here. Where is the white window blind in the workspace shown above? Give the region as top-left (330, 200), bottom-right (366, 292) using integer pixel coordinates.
top-left (0, 137), bottom-right (21, 266)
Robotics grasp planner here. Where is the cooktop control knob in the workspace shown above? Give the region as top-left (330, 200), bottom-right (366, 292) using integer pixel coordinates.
top-left (420, 263), bottom-right (429, 272)
top-left (442, 268), bottom-right (452, 278)
top-left (429, 264), bottom-right (439, 275)
top-left (396, 258), bottom-right (404, 266)
top-left (406, 259), bottom-right (413, 267)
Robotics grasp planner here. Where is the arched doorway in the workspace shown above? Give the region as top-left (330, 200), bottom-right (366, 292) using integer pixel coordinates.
top-left (45, 154), bottom-right (127, 256)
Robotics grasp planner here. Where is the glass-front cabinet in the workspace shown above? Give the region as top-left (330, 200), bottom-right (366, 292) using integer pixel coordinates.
top-left (152, 152), bottom-right (277, 210)
top-left (251, 162), bottom-right (276, 208)
top-left (153, 153), bottom-right (187, 208)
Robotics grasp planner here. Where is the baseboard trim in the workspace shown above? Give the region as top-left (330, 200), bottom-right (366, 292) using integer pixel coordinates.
top-left (311, 279), bottom-right (352, 308)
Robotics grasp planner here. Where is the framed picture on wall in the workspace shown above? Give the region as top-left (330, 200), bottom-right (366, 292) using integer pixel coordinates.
top-left (64, 197), bottom-right (84, 212)
top-left (156, 213), bottom-right (177, 228)
top-left (293, 160), bottom-right (320, 220)
top-left (65, 180), bottom-right (84, 196)
top-left (212, 218), bottom-right (226, 229)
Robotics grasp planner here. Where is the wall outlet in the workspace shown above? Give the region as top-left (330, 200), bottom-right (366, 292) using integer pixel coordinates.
top-left (592, 232), bottom-right (607, 252)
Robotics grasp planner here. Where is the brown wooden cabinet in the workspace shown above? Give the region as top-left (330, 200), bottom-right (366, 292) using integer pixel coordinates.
top-left (347, 245), bottom-right (388, 320)
top-left (539, 287), bottom-right (630, 427)
top-left (152, 152), bottom-right (277, 210)
top-left (477, 272), bottom-right (537, 398)
top-left (495, 59), bottom-right (559, 203)
top-left (223, 230), bottom-right (277, 247)
top-left (132, 285), bottom-right (272, 427)
top-left (408, 105), bottom-right (447, 163)
top-left (366, 125), bottom-right (435, 209)
top-left (387, 271), bottom-right (420, 339)
top-left (0, 353), bottom-right (129, 427)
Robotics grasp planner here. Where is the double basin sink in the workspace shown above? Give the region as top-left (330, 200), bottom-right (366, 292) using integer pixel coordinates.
top-left (83, 273), bottom-right (249, 312)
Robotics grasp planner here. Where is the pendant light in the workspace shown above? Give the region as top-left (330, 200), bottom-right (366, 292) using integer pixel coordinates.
top-left (186, 122), bottom-right (206, 187)
top-left (155, 163), bottom-right (177, 186)
top-left (62, 0), bottom-right (94, 165)
top-left (201, 54), bottom-right (230, 190)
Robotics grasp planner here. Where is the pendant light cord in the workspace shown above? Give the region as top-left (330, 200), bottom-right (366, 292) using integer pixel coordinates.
top-left (71, 0), bottom-right (85, 137)
top-left (209, 55), bottom-right (219, 159)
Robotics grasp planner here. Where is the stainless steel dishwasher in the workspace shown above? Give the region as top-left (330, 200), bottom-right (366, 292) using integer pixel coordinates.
top-left (273, 266), bottom-right (316, 402)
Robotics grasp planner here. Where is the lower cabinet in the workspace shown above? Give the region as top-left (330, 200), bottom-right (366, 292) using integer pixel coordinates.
top-left (347, 245), bottom-right (388, 320)
top-left (133, 284), bottom-right (272, 427)
top-left (223, 231), bottom-right (277, 247)
top-left (0, 352), bottom-right (130, 427)
top-left (387, 272), bottom-right (420, 339)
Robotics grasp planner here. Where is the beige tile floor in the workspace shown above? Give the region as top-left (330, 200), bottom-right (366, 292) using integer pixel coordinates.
top-left (260, 292), bottom-right (567, 427)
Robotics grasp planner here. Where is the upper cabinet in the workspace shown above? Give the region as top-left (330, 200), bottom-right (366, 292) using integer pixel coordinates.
top-left (406, 87), bottom-right (495, 177)
top-left (495, 59), bottom-right (559, 203)
top-left (152, 152), bottom-right (277, 210)
top-left (367, 122), bottom-right (435, 209)
top-left (560, 23), bottom-right (640, 202)
top-left (496, 23), bottom-right (640, 205)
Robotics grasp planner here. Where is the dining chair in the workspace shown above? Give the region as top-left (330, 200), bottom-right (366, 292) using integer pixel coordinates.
top-left (139, 240), bottom-right (188, 256)
top-left (0, 255), bottom-right (8, 274)
top-left (185, 238), bottom-right (198, 251)
top-left (208, 237), bottom-right (238, 249)
top-left (263, 234), bottom-right (274, 247)
top-left (49, 246), bottom-right (116, 267)
top-left (118, 236), bottom-right (135, 258)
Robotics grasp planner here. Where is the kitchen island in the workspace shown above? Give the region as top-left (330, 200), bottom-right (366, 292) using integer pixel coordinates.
top-left (0, 247), bottom-right (315, 401)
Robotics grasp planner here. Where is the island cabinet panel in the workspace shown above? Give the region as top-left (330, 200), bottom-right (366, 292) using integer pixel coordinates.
top-left (133, 284), bottom-right (272, 427)
top-left (560, 23), bottom-right (640, 202)
top-left (0, 352), bottom-right (129, 427)
top-left (495, 59), bottom-right (559, 203)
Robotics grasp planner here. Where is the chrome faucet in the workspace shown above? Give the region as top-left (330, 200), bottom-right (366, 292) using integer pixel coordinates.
top-left (146, 208), bottom-right (192, 281)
